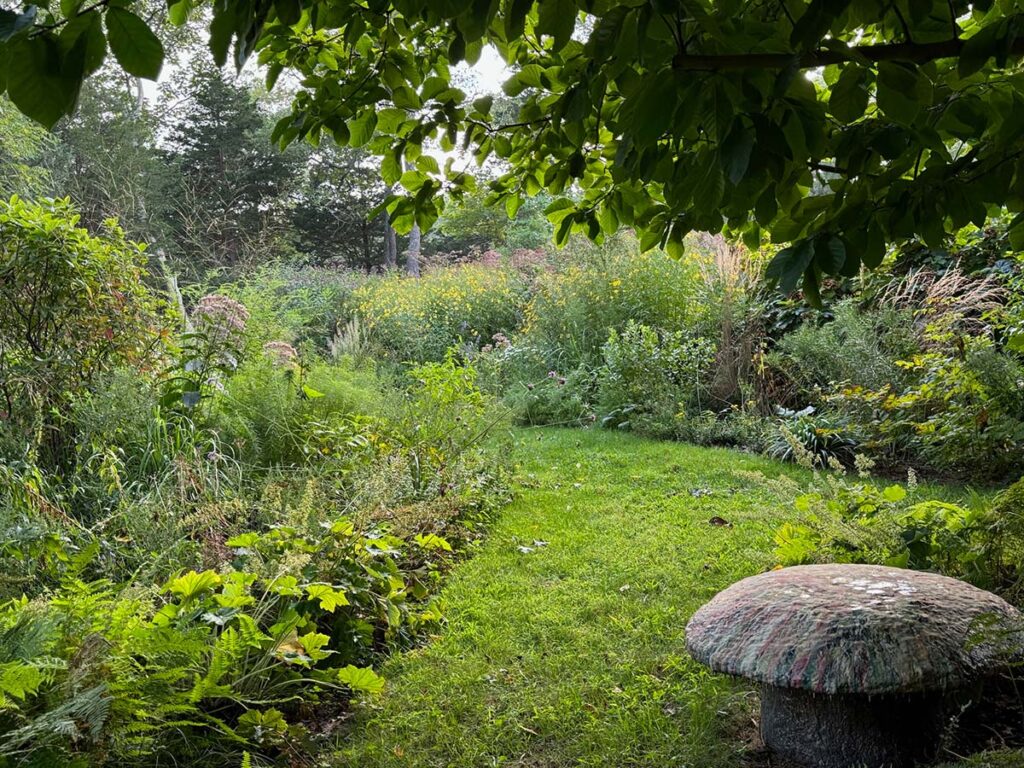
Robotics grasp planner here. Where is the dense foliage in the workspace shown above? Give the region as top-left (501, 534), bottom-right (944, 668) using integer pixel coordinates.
top-left (0, 197), bottom-right (166, 468)
top-left (8, 1), bottom-right (1024, 298)
top-left (0, 199), bottom-right (510, 766)
top-left (4, 3), bottom-right (1024, 762)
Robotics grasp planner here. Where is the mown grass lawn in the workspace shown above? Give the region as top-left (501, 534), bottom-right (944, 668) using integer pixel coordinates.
top-left (335, 427), bottom-right (1022, 768)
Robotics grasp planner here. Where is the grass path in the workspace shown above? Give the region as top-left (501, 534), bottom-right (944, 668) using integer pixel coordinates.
top-left (337, 427), bottom-right (808, 767)
top-left (335, 427), bottom-right (1020, 768)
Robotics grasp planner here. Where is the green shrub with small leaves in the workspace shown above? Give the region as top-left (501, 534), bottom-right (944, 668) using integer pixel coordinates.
top-left (0, 196), bottom-right (168, 470)
top-left (596, 321), bottom-right (716, 437)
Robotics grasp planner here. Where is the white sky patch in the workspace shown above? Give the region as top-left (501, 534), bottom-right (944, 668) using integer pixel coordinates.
top-left (453, 45), bottom-right (512, 97)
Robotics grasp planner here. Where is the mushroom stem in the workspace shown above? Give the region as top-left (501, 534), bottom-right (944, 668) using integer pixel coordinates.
top-left (760, 686), bottom-right (965, 768)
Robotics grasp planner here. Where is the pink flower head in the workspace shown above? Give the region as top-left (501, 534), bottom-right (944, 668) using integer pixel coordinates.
top-left (191, 295), bottom-right (250, 344)
top-left (263, 341), bottom-right (299, 366)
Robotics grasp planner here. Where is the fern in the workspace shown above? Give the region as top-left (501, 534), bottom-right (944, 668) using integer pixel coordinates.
top-left (0, 683), bottom-right (110, 756)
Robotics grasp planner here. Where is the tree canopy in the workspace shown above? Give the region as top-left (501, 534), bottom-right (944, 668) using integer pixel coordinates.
top-left (3, 0), bottom-right (1024, 296)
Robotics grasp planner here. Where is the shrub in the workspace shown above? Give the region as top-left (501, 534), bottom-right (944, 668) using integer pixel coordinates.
top-left (210, 353), bottom-right (383, 470)
top-left (354, 264), bottom-right (526, 363)
top-left (0, 197), bottom-right (167, 468)
top-left (832, 337), bottom-right (1024, 478)
top-left (215, 262), bottom-right (365, 352)
top-left (768, 300), bottom-right (919, 399)
top-left (596, 321), bottom-right (716, 437)
top-left (673, 407), bottom-right (770, 452)
top-left (766, 410), bottom-right (861, 469)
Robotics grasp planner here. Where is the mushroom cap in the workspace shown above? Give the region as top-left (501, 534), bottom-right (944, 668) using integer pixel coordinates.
top-left (686, 564), bottom-right (1021, 695)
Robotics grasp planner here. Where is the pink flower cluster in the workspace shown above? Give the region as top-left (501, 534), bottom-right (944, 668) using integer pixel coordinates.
top-left (481, 332), bottom-right (512, 354)
top-left (191, 295), bottom-right (250, 344)
top-left (263, 340), bottom-right (299, 366)
top-left (480, 249), bottom-right (502, 267)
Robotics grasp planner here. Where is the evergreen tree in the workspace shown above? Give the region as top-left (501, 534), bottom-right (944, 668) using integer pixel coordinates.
top-left (160, 62), bottom-right (299, 276)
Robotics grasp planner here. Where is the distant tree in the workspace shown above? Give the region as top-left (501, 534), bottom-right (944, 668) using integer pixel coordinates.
top-left (46, 72), bottom-right (166, 238)
top-left (10, 2), bottom-right (1024, 304)
top-left (287, 142), bottom-right (389, 269)
top-left (160, 61), bottom-right (300, 277)
top-left (427, 187), bottom-right (551, 257)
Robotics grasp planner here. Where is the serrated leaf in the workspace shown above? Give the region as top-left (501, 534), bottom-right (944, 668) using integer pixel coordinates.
top-left (167, 570), bottom-right (222, 601)
top-left (305, 584), bottom-right (349, 612)
top-left (348, 110), bottom-right (377, 147)
top-left (382, 152), bottom-right (402, 185)
top-left (337, 665), bottom-right (385, 694)
top-left (60, 11), bottom-right (106, 78)
top-left (414, 533), bottom-right (452, 551)
top-left (106, 7), bottom-right (164, 80)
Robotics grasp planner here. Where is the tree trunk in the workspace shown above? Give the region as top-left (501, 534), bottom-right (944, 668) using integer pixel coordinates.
top-left (383, 217), bottom-right (398, 268)
top-left (405, 222), bottom-right (421, 277)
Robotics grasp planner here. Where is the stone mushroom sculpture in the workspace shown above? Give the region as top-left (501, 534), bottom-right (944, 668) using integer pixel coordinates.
top-left (686, 564), bottom-right (1021, 768)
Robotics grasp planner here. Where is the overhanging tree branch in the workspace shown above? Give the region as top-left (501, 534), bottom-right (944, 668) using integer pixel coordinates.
top-left (671, 36), bottom-right (1024, 71)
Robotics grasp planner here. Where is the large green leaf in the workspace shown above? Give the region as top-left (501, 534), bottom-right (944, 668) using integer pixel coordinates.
top-left (105, 7), bottom-right (164, 80)
top-left (537, 0), bottom-right (575, 51)
top-left (876, 62), bottom-right (925, 125)
top-left (337, 665), bottom-right (385, 695)
top-left (720, 120), bottom-right (754, 185)
top-left (348, 110), bottom-right (378, 147)
top-left (6, 34), bottom-right (78, 128)
top-left (766, 238), bottom-right (815, 293)
top-left (828, 65), bottom-right (869, 122)
top-left (60, 11), bottom-right (107, 78)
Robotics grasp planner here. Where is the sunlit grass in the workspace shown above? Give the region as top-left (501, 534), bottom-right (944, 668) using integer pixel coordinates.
top-left (334, 427), bottom-right (806, 767)
top-left (333, 427), bottom-right (1022, 768)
